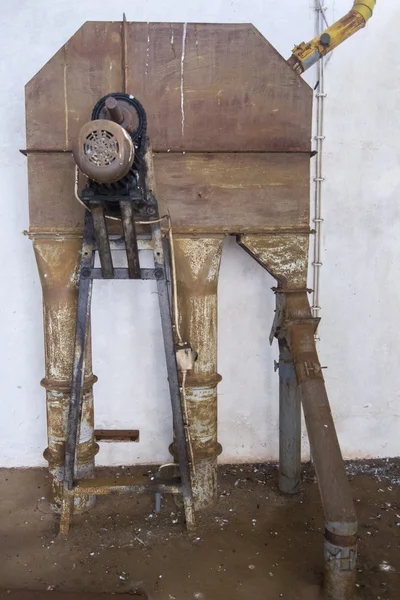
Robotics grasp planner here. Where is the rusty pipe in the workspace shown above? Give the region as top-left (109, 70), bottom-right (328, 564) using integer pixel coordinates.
top-left (236, 233), bottom-right (355, 598)
top-left (173, 236), bottom-right (224, 510)
top-left (33, 236), bottom-right (98, 512)
top-left (284, 293), bottom-right (357, 599)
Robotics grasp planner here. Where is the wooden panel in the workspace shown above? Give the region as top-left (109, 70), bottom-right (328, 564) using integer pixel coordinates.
top-left (26, 22), bottom-right (123, 150)
top-left (26, 22), bottom-right (312, 153)
top-left (28, 153), bottom-right (85, 234)
top-left (154, 153), bottom-right (310, 233)
top-left (28, 152), bottom-right (309, 235)
top-left (126, 23), bottom-right (312, 152)
top-left (25, 48), bottom-right (67, 150)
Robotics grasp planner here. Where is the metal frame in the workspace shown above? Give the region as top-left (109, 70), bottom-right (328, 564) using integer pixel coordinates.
top-left (60, 192), bottom-right (195, 534)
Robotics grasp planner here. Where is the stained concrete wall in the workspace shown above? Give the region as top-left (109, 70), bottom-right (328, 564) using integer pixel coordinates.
top-left (0, 0), bottom-right (397, 467)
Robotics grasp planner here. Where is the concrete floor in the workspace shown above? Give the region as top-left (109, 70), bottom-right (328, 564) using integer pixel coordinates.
top-left (0, 461), bottom-right (399, 600)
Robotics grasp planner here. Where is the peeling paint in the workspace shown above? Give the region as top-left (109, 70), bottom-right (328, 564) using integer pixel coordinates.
top-left (239, 233), bottom-right (309, 288)
top-left (174, 236), bottom-right (224, 509)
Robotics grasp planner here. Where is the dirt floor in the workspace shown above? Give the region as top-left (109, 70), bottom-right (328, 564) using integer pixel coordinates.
top-left (0, 460), bottom-right (399, 600)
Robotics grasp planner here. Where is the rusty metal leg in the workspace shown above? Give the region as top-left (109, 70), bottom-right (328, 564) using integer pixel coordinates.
top-left (278, 340), bottom-right (301, 494)
top-left (91, 205), bottom-right (114, 278)
top-left (120, 200), bottom-right (141, 279)
top-left (33, 236), bottom-right (98, 513)
top-left (174, 236), bottom-right (224, 510)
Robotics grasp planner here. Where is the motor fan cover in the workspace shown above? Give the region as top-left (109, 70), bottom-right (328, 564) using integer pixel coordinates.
top-left (73, 119), bottom-right (135, 183)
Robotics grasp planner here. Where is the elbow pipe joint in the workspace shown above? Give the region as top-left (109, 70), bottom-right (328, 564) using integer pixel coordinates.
top-left (289, 0), bottom-right (376, 74)
top-left (353, 0), bottom-right (376, 22)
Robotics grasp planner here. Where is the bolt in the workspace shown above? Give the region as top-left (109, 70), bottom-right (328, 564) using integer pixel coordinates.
top-left (146, 206), bottom-right (156, 216)
top-left (154, 268), bottom-right (163, 280)
top-left (319, 33), bottom-right (331, 47)
top-left (81, 268), bottom-right (91, 278)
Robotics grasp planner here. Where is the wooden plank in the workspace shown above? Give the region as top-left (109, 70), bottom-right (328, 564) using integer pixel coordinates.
top-left (94, 429), bottom-right (139, 442)
top-left (26, 22), bottom-right (123, 150)
top-left (154, 152), bottom-right (310, 233)
top-left (28, 153), bottom-right (85, 234)
top-left (26, 22), bottom-right (312, 152)
top-left (126, 23), bottom-right (312, 152)
top-left (25, 48), bottom-right (67, 150)
top-left (28, 152), bottom-right (309, 235)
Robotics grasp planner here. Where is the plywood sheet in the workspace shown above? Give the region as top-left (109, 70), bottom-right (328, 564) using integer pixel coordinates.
top-left (26, 22), bottom-right (123, 150)
top-left (28, 153), bottom-right (85, 234)
top-left (126, 23), bottom-right (312, 152)
top-left (28, 152), bottom-right (309, 235)
top-left (26, 22), bottom-right (312, 153)
top-left (155, 153), bottom-right (310, 233)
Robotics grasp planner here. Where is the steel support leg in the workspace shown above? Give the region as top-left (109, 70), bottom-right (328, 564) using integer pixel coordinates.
top-left (278, 340), bottom-right (301, 494)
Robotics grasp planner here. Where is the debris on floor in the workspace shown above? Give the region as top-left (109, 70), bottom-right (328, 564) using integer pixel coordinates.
top-left (0, 460), bottom-right (399, 600)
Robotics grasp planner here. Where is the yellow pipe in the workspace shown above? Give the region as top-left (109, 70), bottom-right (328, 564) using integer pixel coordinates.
top-left (353, 0), bottom-right (375, 21)
top-left (288, 0), bottom-right (376, 74)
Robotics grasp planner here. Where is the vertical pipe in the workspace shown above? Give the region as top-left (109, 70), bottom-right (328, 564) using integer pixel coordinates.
top-left (312, 0), bottom-right (326, 327)
top-left (33, 236), bottom-right (98, 512)
top-left (174, 236), bottom-right (224, 510)
top-left (278, 340), bottom-right (301, 494)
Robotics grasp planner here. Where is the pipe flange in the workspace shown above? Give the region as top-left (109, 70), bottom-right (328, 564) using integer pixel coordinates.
top-left (40, 375), bottom-right (98, 393)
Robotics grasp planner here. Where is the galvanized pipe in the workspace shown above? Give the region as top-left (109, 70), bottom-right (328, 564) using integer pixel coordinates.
top-left (311, 0), bottom-right (326, 326)
top-left (173, 236), bottom-right (224, 510)
top-left (33, 236), bottom-right (98, 512)
top-left (278, 340), bottom-right (301, 494)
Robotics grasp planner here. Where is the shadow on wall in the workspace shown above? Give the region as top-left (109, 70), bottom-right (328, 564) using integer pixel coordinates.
top-left (92, 235), bottom-right (287, 466)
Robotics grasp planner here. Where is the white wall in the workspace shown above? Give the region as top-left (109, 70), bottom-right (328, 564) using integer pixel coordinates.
top-left (0, 0), bottom-right (397, 467)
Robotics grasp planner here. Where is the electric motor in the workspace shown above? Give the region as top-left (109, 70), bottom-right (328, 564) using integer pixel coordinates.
top-left (72, 119), bottom-right (135, 184)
